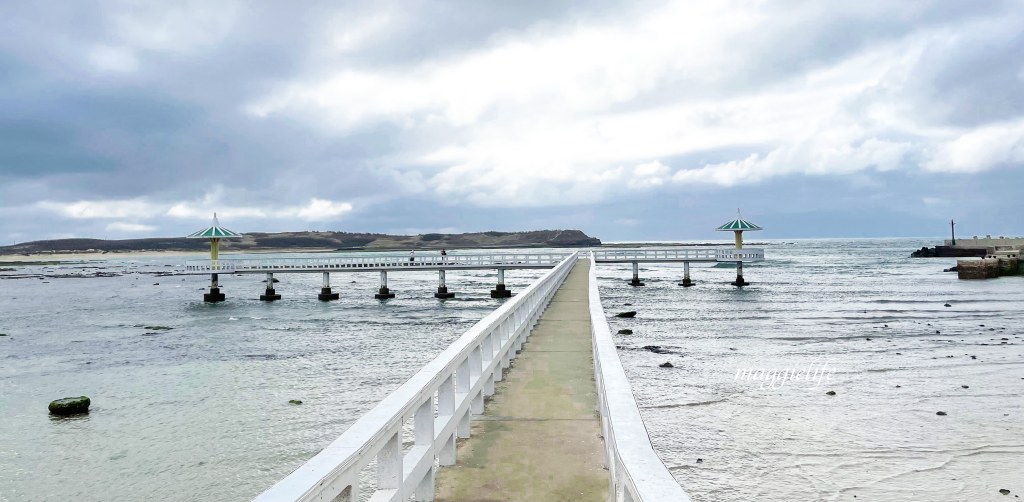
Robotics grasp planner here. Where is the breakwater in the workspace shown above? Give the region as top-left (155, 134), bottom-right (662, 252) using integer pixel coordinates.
top-left (957, 256), bottom-right (1023, 279)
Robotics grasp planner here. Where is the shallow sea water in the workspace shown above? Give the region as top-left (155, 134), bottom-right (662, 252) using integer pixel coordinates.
top-left (1, 240), bottom-right (1022, 501)
top-left (598, 239), bottom-right (1024, 501)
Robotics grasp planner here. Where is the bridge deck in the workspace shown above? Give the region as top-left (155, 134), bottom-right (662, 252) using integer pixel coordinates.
top-left (182, 247), bottom-right (765, 275)
top-left (435, 259), bottom-right (606, 502)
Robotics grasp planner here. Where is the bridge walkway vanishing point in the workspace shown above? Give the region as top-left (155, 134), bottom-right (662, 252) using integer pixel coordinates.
top-left (434, 259), bottom-right (606, 501)
top-left (252, 252), bottom-right (691, 502)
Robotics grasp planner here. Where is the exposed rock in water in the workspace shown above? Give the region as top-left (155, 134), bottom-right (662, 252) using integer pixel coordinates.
top-left (615, 311), bottom-right (637, 318)
top-left (643, 345), bottom-right (672, 354)
top-left (659, 362), bottom-right (674, 368)
top-left (944, 303), bottom-right (952, 307)
top-left (999, 488), bottom-right (1010, 495)
top-left (623, 303), bottom-right (633, 306)
top-left (943, 266), bottom-right (958, 272)
top-left (936, 411), bottom-right (947, 416)
top-left (49, 396), bottom-right (91, 416)
top-left (288, 399), bottom-right (303, 405)
top-left (825, 391), bottom-right (836, 396)
top-left (617, 329), bottom-right (633, 335)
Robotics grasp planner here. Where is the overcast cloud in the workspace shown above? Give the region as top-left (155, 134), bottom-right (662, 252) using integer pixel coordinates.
top-left (1, 0), bottom-right (1022, 243)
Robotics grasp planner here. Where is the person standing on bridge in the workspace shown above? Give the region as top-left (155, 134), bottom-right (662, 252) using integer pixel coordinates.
top-left (409, 250), bottom-right (415, 263)
top-left (441, 248), bottom-right (447, 264)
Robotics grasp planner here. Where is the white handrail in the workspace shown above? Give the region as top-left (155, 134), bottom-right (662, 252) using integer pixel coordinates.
top-left (592, 247), bottom-right (764, 262)
top-left (252, 252), bottom-right (579, 502)
top-left (589, 252), bottom-right (692, 502)
top-left (185, 252), bottom-right (571, 273)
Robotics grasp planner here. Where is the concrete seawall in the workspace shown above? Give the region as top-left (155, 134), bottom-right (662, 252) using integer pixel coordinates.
top-left (957, 257), bottom-right (1022, 279)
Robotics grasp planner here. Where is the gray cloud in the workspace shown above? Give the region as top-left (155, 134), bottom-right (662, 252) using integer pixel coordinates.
top-left (1, 1), bottom-right (1022, 243)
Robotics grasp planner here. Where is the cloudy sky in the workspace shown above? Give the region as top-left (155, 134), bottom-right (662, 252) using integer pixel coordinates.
top-left (1, 1), bottom-right (1022, 243)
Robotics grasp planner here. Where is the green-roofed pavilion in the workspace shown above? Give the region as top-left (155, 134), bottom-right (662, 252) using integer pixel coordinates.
top-left (716, 209), bottom-right (762, 249)
top-left (187, 213), bottom-right (243, 239)
top-left (187, 213), bottom-right (242, 261)
top-left (716, 218), bottom-right (763, 231)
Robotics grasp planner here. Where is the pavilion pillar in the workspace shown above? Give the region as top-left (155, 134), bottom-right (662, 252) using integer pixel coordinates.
top-left (490, 269), bottom-right (511, 298)
top-left (732, 261), bottom-right (749, 287)
top-left (260, 272), bottom-right (282, 301)
top-left (318, 271), bottom-right (339, 301)
top-left (435, 269), bottom-right (455, 299)
top-left (375, 270), bottom-right (395, 299)
top-left (203, 273), bottom-right (226, 302)
top-left (629, 261), bottom-right (644, 286)
top-left (679, 261), bottom-right (693, 287)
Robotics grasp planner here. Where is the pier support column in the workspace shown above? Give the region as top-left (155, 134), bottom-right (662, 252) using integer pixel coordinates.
top-left (203, 273), bottom-right (226, 302)
top-left (628, 261), bottom-right (645, 286)
top-left (490, 269), bottom-right (512, 298)
top-left (260, 272), bottom-right (282, 301)
top-left (435, 269), bottom-right (455, 299)
top-left (679, 261), bottom-right (693, 287)
top-left (318, 272), bottom-right (339, 301)
top-left (375, 270), bottom-right (395, 299)
top-left (732, 261), bottom-right (749, 286)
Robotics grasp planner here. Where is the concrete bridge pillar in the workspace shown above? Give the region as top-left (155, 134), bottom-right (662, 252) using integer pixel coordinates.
top-left (375, 270), bottom-right (395, 299)
top-left (318, 271), bottom-right (339, 301)
top-left (435, 269), bottom-right (455, 299)
top-left (260, 272), bottom-right (282, 301)
top-left (732, 261), bottom-right (749, 286)
top-left (679, 261), bottom-right (694, 287)
top-left (629, 261), bottom-right (645, 286)
top-left (203, 273), bottom-right (226, 302)
top-left (490, 269), bottom-right (512, 298)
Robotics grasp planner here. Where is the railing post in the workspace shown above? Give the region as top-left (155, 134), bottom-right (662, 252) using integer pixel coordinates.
top-left (377, 431), bottom-right (401, 493)
top-left (469, 345), bottom-right (483, 414)
top-left (437, 375), bottom-right (456, 466)
top-left (483, 332), bottom-right (496, 396)
top-left (456, 359), bottom-right (471, 438)
top-left (414, 398), bottom-right (435, 501)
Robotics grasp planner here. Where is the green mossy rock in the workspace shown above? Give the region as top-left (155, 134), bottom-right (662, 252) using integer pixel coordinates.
top-left (49, 396), bottom-right (91, 416)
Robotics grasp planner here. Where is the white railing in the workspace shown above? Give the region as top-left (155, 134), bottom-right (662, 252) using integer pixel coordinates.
top-left (252, 252), bottom-right (579, 502)
top-left (589, 253), bottom-right (692, 502)
top-left (713, 247), bottom-right (764, 262)
top-left (592, 247), bottom-right (763, 263)
top-left (592, 248), bottom-right (718, 262)
top-left (185, 252), bottom-right (571, 273)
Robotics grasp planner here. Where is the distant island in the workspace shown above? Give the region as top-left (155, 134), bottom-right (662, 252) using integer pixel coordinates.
top-left (0, 229), bottom-right (602, 255)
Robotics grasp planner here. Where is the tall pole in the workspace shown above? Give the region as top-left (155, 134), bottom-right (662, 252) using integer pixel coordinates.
top-left (951, 219), bottom-right (956, 246)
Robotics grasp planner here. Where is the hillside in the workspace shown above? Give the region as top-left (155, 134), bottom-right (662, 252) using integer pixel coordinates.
top-left (0, 229), bottom-right (601, 255)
